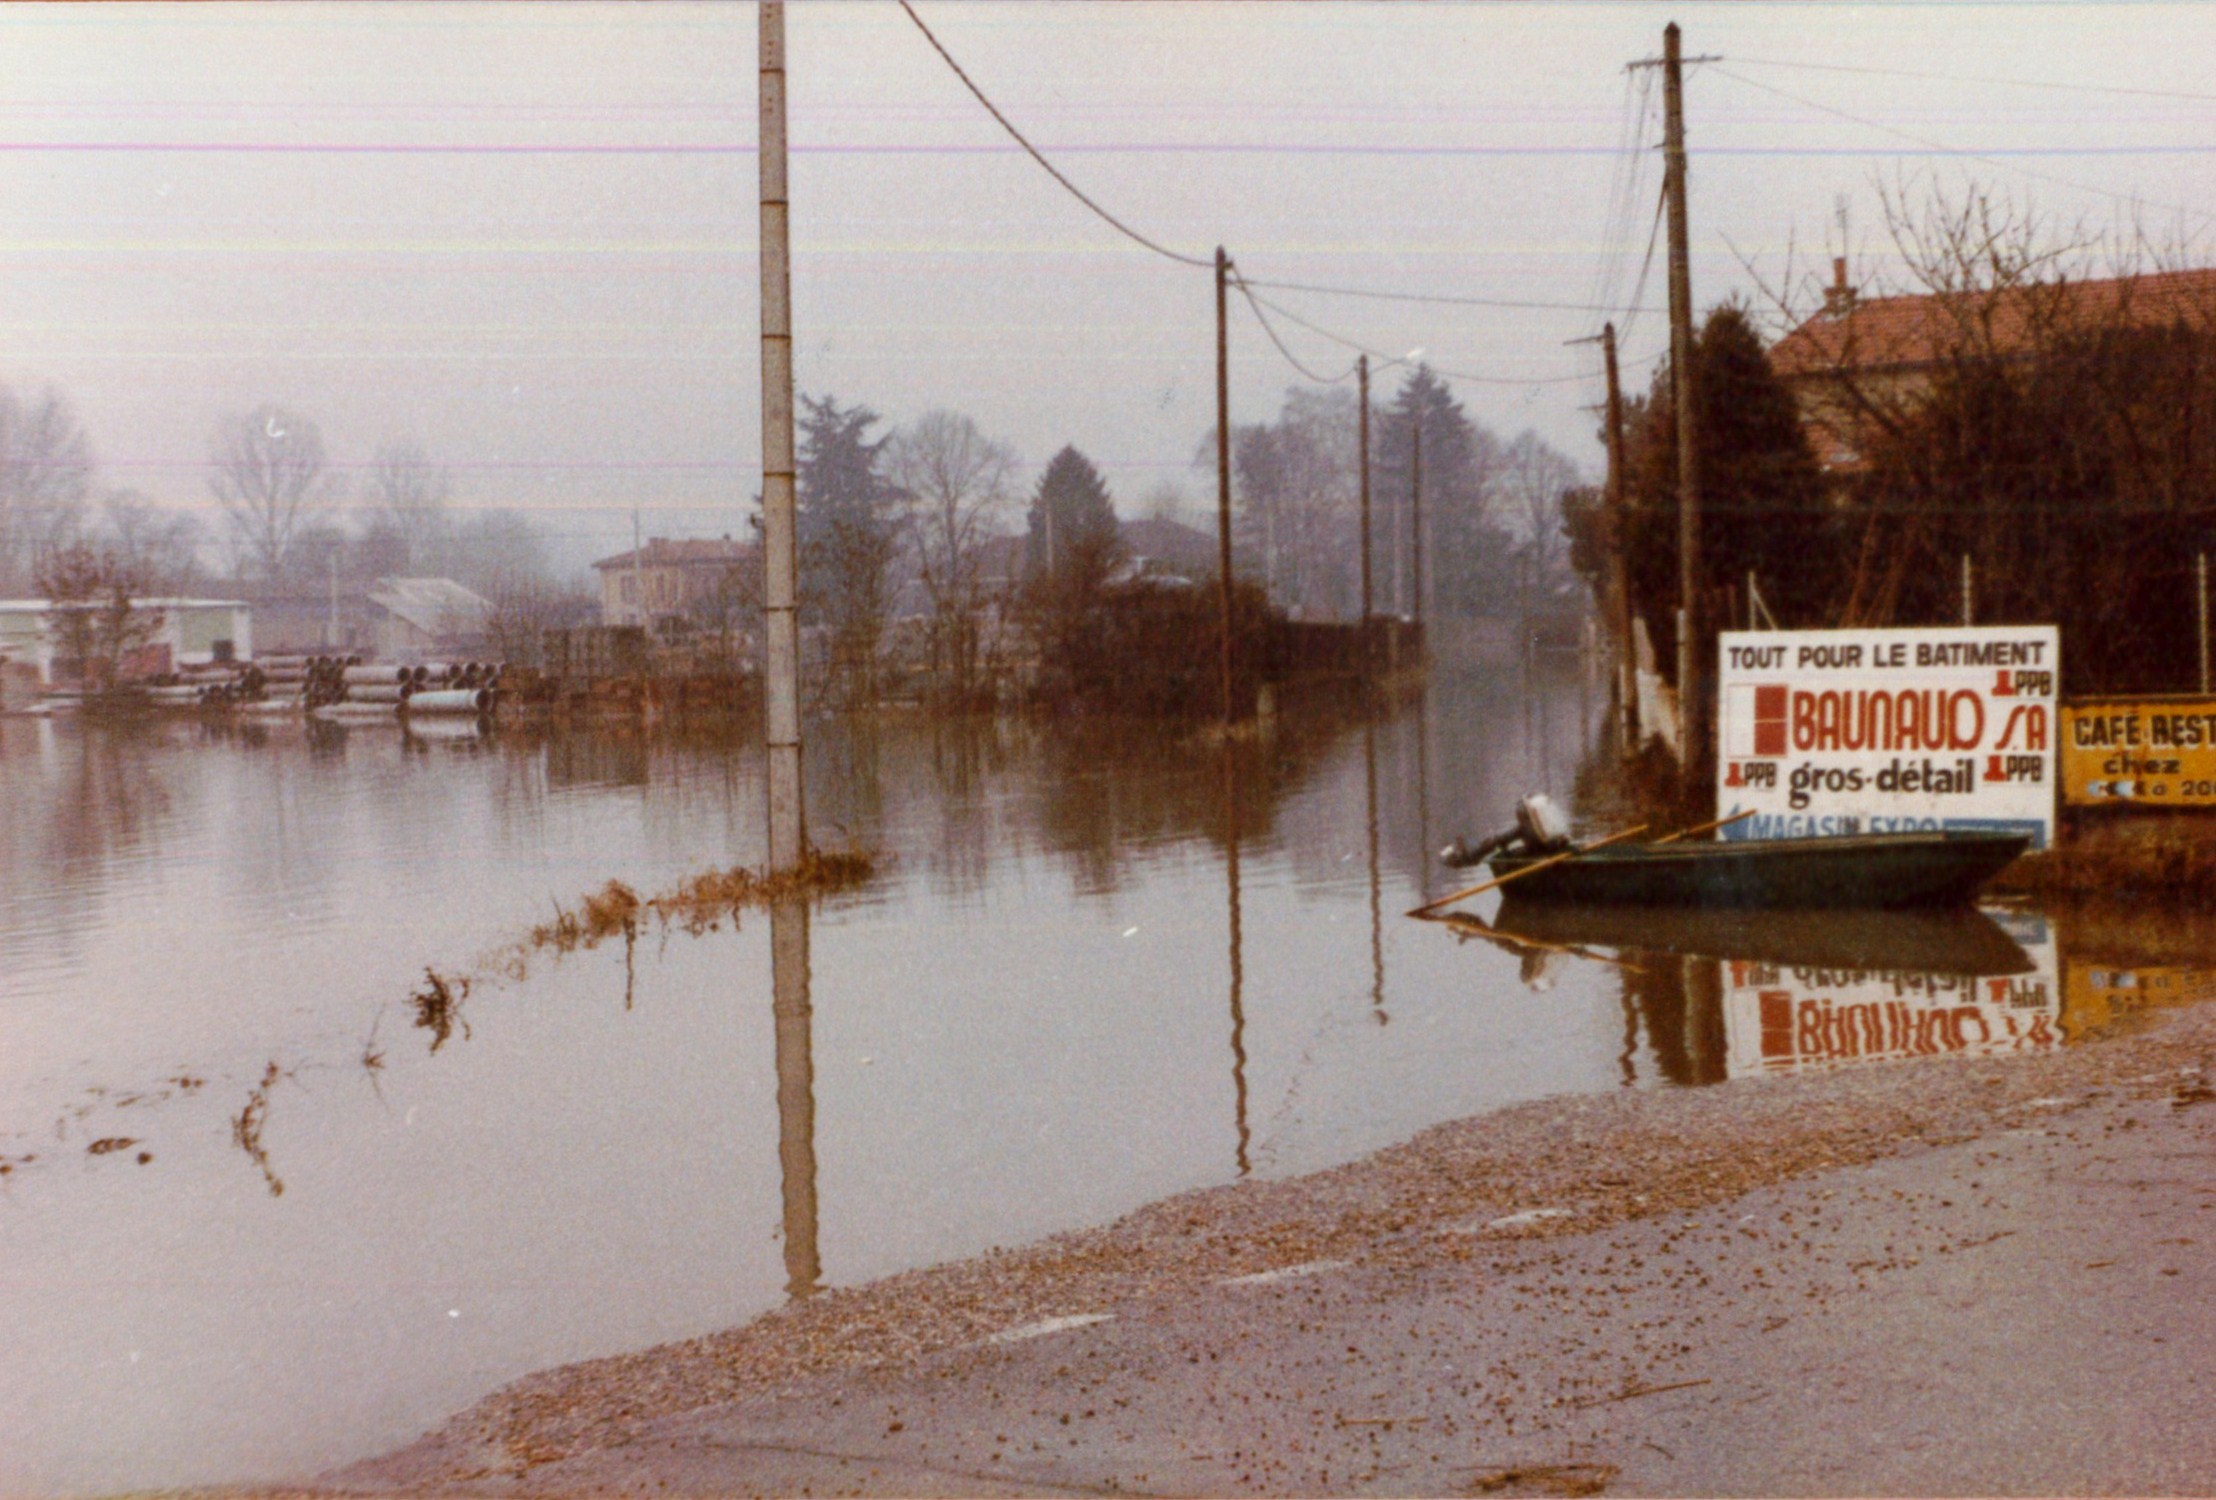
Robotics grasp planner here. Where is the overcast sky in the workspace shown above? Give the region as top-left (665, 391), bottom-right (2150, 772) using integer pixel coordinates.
top-left (8, 2), bottom-right (2216, 575)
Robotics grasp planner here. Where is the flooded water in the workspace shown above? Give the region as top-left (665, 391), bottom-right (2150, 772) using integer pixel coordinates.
top-left (0, 658), bottom-right (2207, 1493)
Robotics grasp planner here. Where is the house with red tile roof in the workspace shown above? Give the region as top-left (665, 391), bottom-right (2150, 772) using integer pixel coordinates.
top-left (1770, 259), bottom-right (2216, 470)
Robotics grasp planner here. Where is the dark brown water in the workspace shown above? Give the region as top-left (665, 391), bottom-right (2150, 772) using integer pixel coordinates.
top-left (0, 659), bottom-right (2199, 1492)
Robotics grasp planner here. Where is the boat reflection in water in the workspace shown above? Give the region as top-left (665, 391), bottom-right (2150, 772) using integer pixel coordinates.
top-left (1463, 902), bottom-right (2060, 1085)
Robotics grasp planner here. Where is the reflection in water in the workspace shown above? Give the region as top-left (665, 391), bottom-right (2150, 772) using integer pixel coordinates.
top-left (1364, 719), bottom-right (1386, 1024)
top-left (1480, 902), bottom-right (2059, 1085)
top-left (1223, 736), bottom-right (1250, 1178)
top-left (770, 895), bottom-right (820, 1301)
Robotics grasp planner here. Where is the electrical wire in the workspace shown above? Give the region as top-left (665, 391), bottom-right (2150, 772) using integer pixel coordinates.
top-left (1234, 278), bottom-right (1654, 316)
top-left (1713, 65), bottom-right (2216, 233)
top-left (1730, 54), bottom-right (2216, 109)
top-left (1229, 271), bottom-right (1360, 385)
top-left (1239, 285), bottom-right (1656, 388)
top-left (896, 0), bottom-right (1213, 269)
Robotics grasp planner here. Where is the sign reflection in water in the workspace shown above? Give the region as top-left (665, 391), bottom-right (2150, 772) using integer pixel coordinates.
top-left (1484, 904), bottom-right (2061, 1085)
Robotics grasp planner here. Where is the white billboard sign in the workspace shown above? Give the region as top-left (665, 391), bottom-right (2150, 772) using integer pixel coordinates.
top-left (1716, 626), bottom-right (2059, 848)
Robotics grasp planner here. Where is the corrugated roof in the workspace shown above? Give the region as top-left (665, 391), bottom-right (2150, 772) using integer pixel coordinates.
top-left (1771, 267), bottom-right (2216, 379)
top-left (368, 577), bottom-right (491, 638)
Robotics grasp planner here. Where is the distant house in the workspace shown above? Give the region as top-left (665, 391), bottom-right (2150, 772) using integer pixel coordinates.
top-left (367, 577), bottom-right (493, 659)
top-left (0, 597), bottom-right (252, 688)
top-left (592, 536), bottom-right (754, 629)
top-left (1770, 259), bottom-right (2216, 471)
top-left (1117, 516), bottom-right (1222, 583)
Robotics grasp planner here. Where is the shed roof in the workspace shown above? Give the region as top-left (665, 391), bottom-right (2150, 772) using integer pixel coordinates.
top-left (367, 577), bottom-right (490, 637)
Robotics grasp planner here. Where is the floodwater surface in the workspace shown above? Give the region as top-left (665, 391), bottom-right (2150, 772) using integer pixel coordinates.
top-left (0, 659), bottom-right (2202, 1493)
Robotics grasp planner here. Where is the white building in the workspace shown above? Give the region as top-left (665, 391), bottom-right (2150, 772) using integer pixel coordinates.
top-left (0, 598), bottom-right (253, 689)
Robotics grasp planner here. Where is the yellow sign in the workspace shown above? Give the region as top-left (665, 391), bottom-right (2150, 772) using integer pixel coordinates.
top-left (2062, 963), bottom-right (2216, 1036)
top-left (2061, 699), bottom-right (2216, 805)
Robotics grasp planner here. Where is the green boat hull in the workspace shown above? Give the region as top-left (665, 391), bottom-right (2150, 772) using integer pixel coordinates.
top-left (1485, 830), bottom-right (2029, 910)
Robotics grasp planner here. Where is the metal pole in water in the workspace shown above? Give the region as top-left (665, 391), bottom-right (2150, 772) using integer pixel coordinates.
top-left (760, 1), bottom-right (806, 870)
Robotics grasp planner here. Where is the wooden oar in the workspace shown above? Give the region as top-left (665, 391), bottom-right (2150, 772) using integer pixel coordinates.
top-left (1651, 808), bottom-right (1756, 846)
top-left (1408, 823), bottom-right (1647, 917)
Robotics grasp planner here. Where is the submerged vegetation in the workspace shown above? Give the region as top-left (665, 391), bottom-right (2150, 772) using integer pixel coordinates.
top-left (528, 849), bottom-right (878, 958)
top-left (1991, 819), bottom-right (2216, 906)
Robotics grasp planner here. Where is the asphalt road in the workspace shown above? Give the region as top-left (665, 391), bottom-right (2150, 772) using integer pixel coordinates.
top-left (333, 1066), bottom-right (2216, 1497)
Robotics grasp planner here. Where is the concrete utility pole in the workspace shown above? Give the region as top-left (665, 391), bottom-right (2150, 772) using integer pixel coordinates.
top-left (632, 506), bottom-right (645, 628)
top-left (1358, 354), bottom-right (1373, 629)
top-left (1602, 321), bottom-right (1638, 747)
top-left (1216, 245), bottom-right (1237, 723)
top-left (1662, 21), bottom-right (1705, 777)
top-left (760, 1), bottom-right (805, 870)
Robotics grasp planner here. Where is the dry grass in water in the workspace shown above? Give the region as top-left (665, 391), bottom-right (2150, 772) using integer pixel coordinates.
top-left (1993, 819), bottom-right (2216, 904)
top-left (529, 850), bottom-right (876, 955)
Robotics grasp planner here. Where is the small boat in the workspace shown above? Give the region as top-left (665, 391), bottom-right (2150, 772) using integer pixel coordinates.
top-left (1442, 796), bottom-right (2026, 910)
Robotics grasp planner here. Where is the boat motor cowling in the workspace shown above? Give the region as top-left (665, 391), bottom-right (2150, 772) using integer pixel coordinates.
top-left (1440, 792), bottom-right (1574, 869)
top-left (1516, 793), bottom-right (1573, 853)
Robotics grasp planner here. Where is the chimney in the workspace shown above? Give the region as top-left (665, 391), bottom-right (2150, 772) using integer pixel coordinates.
top-left (1825, 256), bottom-right (1857, 318)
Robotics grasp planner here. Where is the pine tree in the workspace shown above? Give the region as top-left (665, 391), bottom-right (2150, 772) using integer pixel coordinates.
top-left (1024, 445), bottom-right (1120, 582)
top-left (1620, 303), bottom-right (1829, 672)
top-left (796, 394), bottom-right (905, 693)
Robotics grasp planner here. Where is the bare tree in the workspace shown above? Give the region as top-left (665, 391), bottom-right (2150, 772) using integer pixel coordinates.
top-left (1498, 431), bottom-right (1582, 613)
top-left (367, 439), bottom-right (453, 572)
top-left (209, 405), bottom-right (337, 581)
top-left (0, 385), bottom-right (93, 591)
top-left (887, 409), bottom-right (1016, 703)
top-left (99, 491), bottom-right (207, 595)
top-left (36, 541), bottom-right (159, 692)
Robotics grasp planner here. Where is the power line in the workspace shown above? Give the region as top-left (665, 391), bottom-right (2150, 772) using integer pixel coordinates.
top-left (1730, 54), bottom-right (2216, 109)
top-left (1235, 277), bottom-right (1654, 316)
top-left (1712, 66), bottom-right (2216, 232)
top-left (898, 1), bottom-right (1654, 318)
top-left (896, 0), bottom-right (1212, 269)
top-left (1229, 272), bottom-right (1360, 385)
top-left (1238, 286), bottom-right (1650, 389)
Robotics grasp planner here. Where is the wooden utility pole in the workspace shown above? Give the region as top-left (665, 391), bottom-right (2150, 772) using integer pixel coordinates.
top-left (2200, 551), bottom-right (2210, 694)
top-left (1602, 321), bottom-right (1638, 747)
top-left (1358, 354), bottom-right (1373, 626)
top-left (1662, 21), bottom-right (1704, 779)
top-left (760, 1), bottom-right (805, 870)
top-left (1409, 413), bottom-right (1425, 627)
top-left (1216, 245), bottom-right (1237, 723)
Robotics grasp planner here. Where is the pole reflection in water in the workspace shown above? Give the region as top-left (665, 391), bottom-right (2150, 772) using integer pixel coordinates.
top-left (1364, 718), bottom-right (1386, 1025)
top-left (1223, 735), bottom-right (1250, 1177)
top-left (769, 894), bottom-right (820, 1301)
top-left (1413, 683), bottom-right (1434, 906)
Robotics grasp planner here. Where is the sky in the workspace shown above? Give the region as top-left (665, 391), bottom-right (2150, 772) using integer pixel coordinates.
top-left (8, 2), bottom-right (2216, 579)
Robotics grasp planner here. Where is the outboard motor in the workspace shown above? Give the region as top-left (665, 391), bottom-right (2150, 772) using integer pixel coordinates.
top-left (1441, 792), bottom-right (1573, 868)
top-left (1515, 793), bottom-right (1573, 853)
